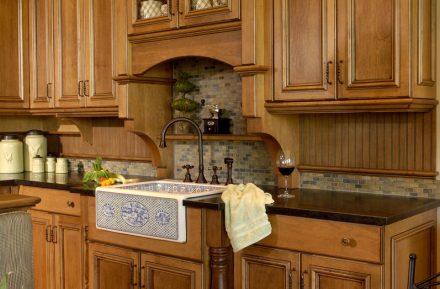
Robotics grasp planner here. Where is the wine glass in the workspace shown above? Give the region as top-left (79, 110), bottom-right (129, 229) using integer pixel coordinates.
top-left (276, 150), bottom-right (295, 198)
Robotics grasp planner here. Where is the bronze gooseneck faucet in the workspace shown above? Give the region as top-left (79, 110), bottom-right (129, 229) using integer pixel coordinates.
top-left (159, 117), bottom-right (207, 183)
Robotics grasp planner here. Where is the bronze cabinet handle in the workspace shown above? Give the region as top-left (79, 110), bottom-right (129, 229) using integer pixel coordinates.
top-left (67, 200), bottom-right (75, 208)
top-left (337, 60), bottom-right (344, 84)
top-left (131, 264), bottom-right (138, 287)
top-left (84, 80), bottom-right (89, 97)
top-left (78, 81), bottom-right (84, 96)
top-left (341, 237), bottom-right (356, 247)
top-left (45, 225), bottom-right (52, 242)
top-left (51, 226), bottom-right (57, 243)
top-left (326, 61), bottom-right (333, 85)
top-left (46, 83), bottom-right (52, 99)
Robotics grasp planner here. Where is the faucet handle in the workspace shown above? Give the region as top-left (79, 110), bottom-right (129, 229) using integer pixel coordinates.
top-left (182, 164), bottom-right (194, 182)
top-left (209, 166), bottom-right (222, 184)
top-left (224, 158), bottom-right (234, 185)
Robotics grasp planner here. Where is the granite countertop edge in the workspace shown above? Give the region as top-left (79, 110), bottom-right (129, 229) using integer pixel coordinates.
top-left (1, 174), bottom-right (439, 226)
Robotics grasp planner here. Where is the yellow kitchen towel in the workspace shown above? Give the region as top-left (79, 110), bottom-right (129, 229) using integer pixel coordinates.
top-left (221, 183), bottom-right (274, 252)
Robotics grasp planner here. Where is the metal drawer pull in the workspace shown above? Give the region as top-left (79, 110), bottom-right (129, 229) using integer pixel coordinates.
top-left (337, 60), bottom-right (344, 84)
top-left (51, 226), bottom-right (57, 243)
top-left (341, 237), bottom-right (356, 247)
top-left (131, 264), bottom-right (138, 287)
top-left (45, 225), bottom-right (51, 242)
top-left (78, 81), bottom-right (84, 96)
top-left (325, 61), bottom-right (333, 85)
top-left (46, 83), bottom-right (52, 99)
top-left (67, 201), bottom-right (75, 208)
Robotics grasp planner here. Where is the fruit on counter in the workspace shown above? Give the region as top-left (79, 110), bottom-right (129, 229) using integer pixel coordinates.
top-left (82, 157), bottom-right (125, 185)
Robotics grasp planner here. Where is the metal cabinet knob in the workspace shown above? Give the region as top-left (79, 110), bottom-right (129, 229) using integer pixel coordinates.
top-left (341, 237), bottom-right (356, 247)
top-left (67, 201), bottom-right (75, 208)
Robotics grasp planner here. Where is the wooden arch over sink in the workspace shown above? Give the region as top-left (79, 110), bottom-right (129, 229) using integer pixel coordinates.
top-left (129, 25), bottom-right (242, 74)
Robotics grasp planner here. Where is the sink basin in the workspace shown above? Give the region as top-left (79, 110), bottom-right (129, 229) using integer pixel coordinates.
top-left (95, 180), bottom-right (225, 242)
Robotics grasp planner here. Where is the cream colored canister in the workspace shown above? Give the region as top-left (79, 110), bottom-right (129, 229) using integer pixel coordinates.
top-left (0, 135), bottom-right (24, 173)
top-left (24, 130), bottom-right (47, 171)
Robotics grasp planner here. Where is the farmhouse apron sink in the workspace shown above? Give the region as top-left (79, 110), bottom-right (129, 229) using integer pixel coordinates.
top-left (95, 180), bottom-right (225, 242)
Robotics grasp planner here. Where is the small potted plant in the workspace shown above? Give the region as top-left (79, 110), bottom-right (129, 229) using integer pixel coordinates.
top-left (171, 71), bottom-right (201, 133)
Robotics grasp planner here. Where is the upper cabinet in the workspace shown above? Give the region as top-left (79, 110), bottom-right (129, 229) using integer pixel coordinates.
top-left (29, 0), bottom-right (122, 110)
top-left (265, 0), bottom-right (437, 113)
top-left (127, 0), bottom-right (240, 35)
top-left (0, 0), bottom-right (30, 109)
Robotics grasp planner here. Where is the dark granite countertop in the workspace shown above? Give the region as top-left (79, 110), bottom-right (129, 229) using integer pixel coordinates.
top-left (183, 186), bottom-right (440, 226)
top-left (1, 173), bottom-right (438, 225)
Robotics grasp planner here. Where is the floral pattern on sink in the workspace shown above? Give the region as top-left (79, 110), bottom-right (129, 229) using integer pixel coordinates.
top-left (96, 191), bottom-right (179, 241)
top-left (95, 180), bottom-right (225, 242)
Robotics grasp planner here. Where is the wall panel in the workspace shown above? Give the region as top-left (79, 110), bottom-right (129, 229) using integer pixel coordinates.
top-left (299, 111), bottom-right (436, 177)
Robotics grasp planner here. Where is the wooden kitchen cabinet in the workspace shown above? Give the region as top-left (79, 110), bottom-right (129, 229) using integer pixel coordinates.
top-left (237, 246), bottom-right (300, 289)
top-left (237, 246), bottom-right (381, 289)
top-left (301, 254), bottom-right (382, 289)
top-left (20, 186), bottom-right (86, 289)
top-left (88, 242), bottom-right (139, 289)
top-left (0, 0), bottom-right (30, 109)
top-left (235, 210), bottom-right (437, 289)
top-left (88, 242), bottom-right (202, 289)
top-left (266, 0), bottom-right (437, 112)
top-left (29, 0), bottom-right (121, 110)
top-left (30, 210), bottom-right (84, 289)
top-left (127, 0), bottom-right (240, 35)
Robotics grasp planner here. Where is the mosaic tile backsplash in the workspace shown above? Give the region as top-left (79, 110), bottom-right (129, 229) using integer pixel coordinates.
top-left (172, 58), bottom-right (245, 134)
top-left (301, 172), bottom-right (440, 199)
top-left (68, 158), bottom-right (157, 177)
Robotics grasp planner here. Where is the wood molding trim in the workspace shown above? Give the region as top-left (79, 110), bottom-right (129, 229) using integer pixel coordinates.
top-left (114, 74), bottom-right (175, 85)
top-left (265, 98), bottom-right (438, 113)
top-left (298, 165), bottom-right (437, 178)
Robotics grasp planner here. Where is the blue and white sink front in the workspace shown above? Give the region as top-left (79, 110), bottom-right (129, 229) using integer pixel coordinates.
top-left (95, 180), bottom-right (225, 242)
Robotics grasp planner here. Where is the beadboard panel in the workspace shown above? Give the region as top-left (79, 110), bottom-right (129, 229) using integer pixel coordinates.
top-left (59, 119), bottom-right (152, 161)
top-left (299, 111), bottom-right (436, 177)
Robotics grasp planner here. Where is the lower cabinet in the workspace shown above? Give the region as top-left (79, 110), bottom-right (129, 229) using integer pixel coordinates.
top-left (88, 242), bottom-right (203, 289)
top-left (31, 210), bottom-right (84, 289)
top-left (301, 254), bottom-right (382, 289)
top-left (237, 246), bottom-right (381, 289)
top-left (236, 210), bottom-right (437, 289)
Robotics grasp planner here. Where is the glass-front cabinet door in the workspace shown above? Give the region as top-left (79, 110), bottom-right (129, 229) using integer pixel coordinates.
top-left (128, 0), bottom-right (240, 35)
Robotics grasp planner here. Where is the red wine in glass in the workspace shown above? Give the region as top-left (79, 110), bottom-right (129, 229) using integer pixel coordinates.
top-left (276, 150), bottom-right (295, 198)
top-left (278, 166), bottom-right (295, 176)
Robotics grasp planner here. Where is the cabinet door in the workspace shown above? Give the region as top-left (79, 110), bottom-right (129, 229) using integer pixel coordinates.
top-left (0, 0), bottom-right (30, 108)
top-left (88, 242), bottom-right (139, 289)
top-left (140, 252), bottom-right (203, 289)
top-left (30, 210), bottom-right (54, 289)
top-left (127, 0), bottom-right (177, 35)
top-left (301, 254), bottom-right (382, 289)
top-left (83, 0), bottom-right (118, 107)
top-left (336, 0), bottom-right (409, 99)
top-left (273, 0), bottom-right (336, 101)
top-left (53, 214), bottom-right (84, 289)
top-left (53, 0), bottom-right (85, 108)
top-left (235, 246), bottom-right (300, 289)
top-left (29, 0), bottom-right (55, 108)
top-left (178, 0), bottom-right (240, 28)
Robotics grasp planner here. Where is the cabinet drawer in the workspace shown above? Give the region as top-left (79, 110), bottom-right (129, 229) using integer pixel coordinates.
top-left (20, 186), bottom-right (80, 216)
top-left (259, 215), bottom-right (382, 263)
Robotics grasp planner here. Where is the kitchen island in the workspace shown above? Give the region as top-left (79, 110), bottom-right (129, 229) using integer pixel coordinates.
top-left (0, 173), bottom-right (438, 289)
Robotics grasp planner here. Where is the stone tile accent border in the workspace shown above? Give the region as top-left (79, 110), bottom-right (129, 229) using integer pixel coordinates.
top-left (300, 172), bottom-right (439, 199)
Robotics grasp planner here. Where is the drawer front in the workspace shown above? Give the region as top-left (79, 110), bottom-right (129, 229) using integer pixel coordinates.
top-left (259, 215), bottom-right (382, 263)
top-left (20, 186), bottom-right (81, 216)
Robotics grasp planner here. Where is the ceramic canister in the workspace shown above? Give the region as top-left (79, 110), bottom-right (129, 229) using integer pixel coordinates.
top-left (56, 157), bottom-right (68, 174)
top-left (0, 135), bottom-right (24, 174)
top-left (45, 156), bottom-right (56, 173)
top-left (32, 155), bottom-right (45, 173)
top-left (24, 130), bottom-right (47, 171)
